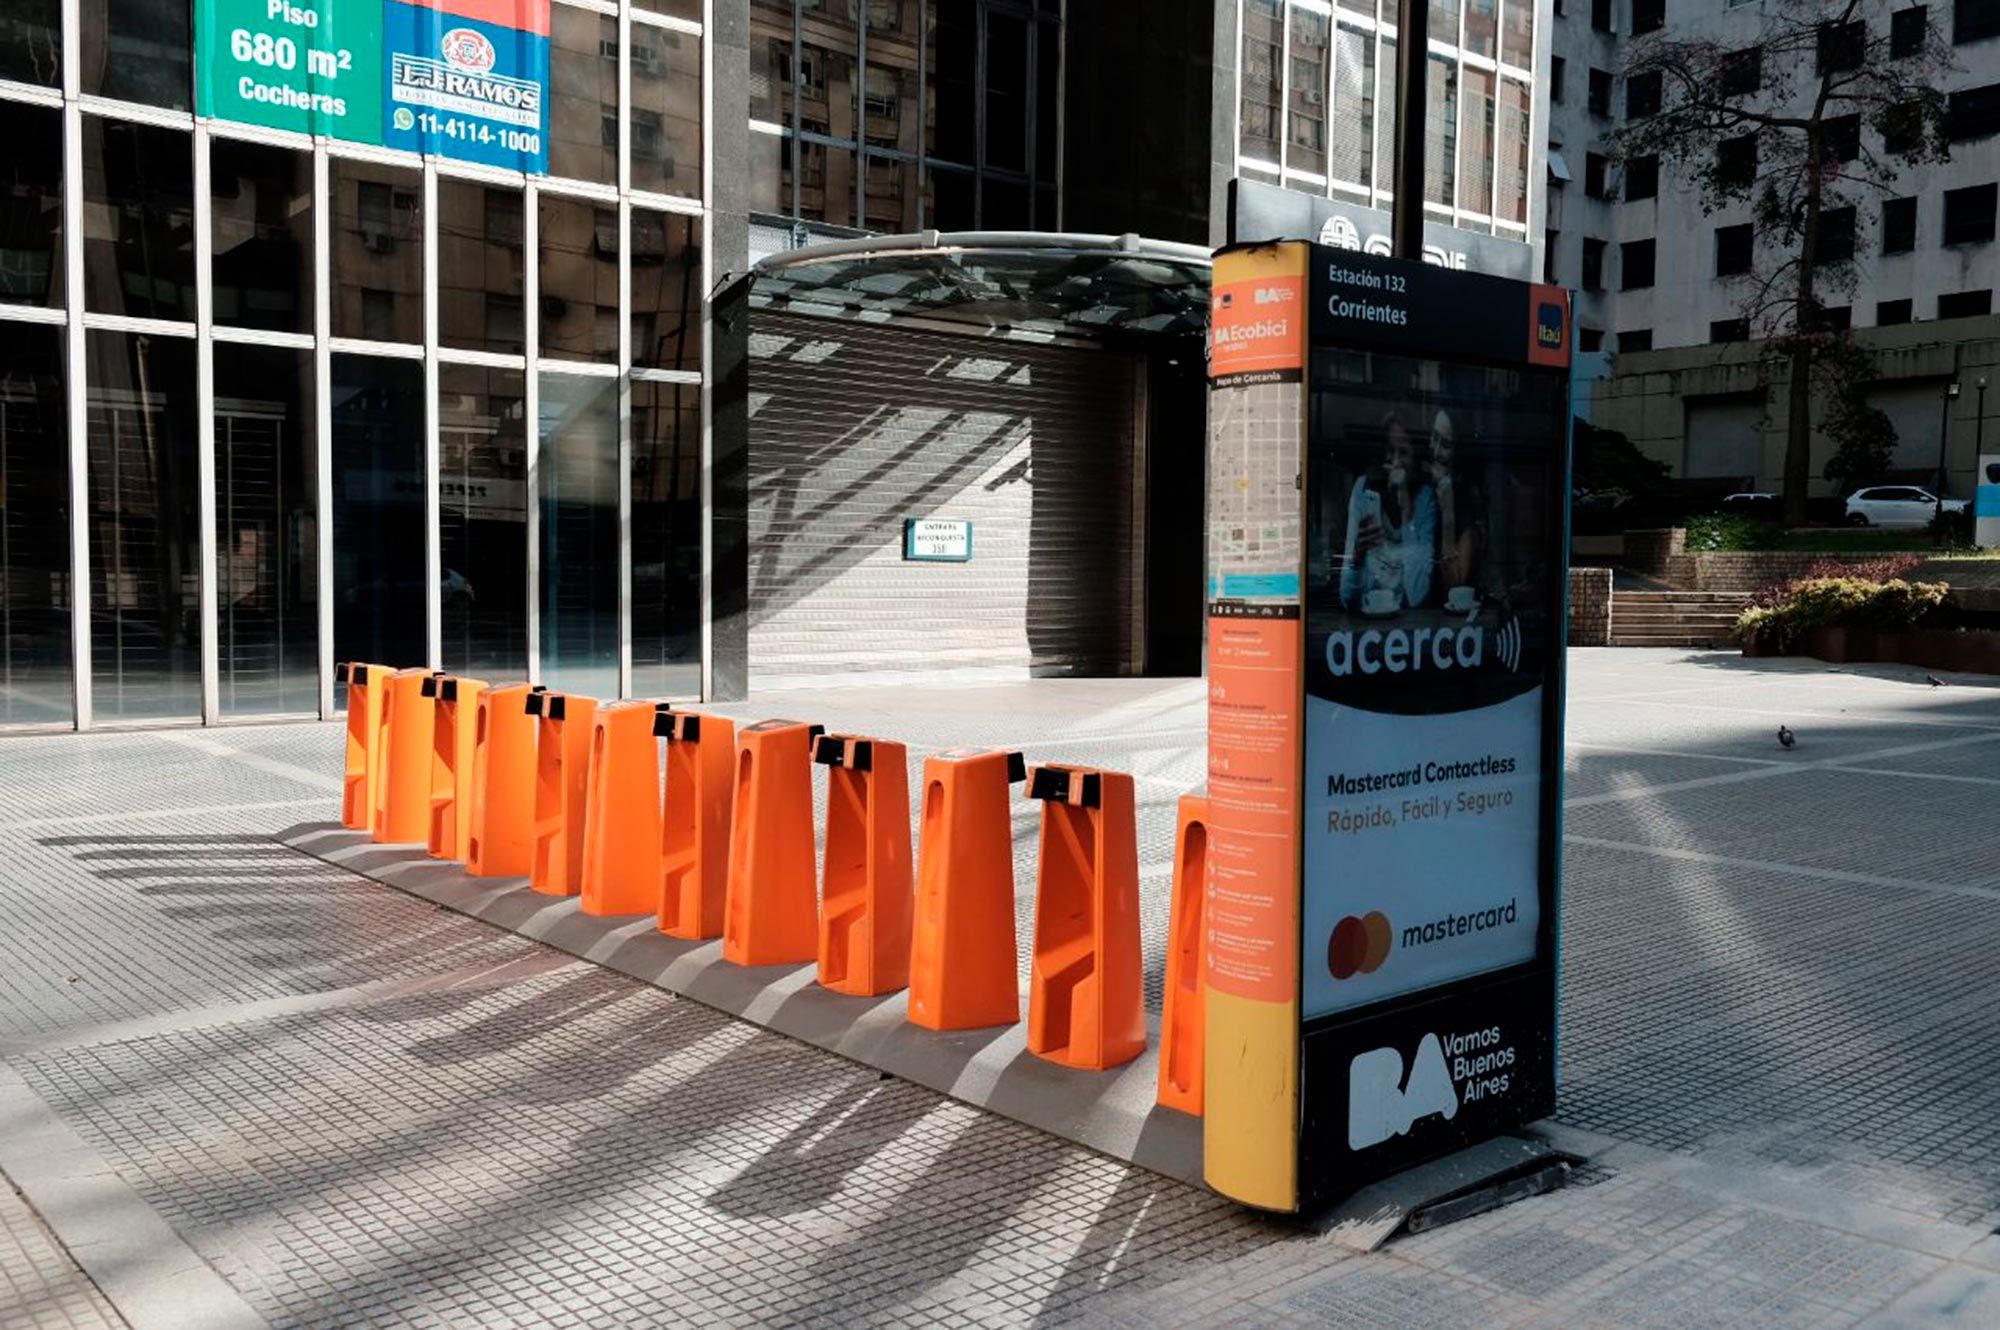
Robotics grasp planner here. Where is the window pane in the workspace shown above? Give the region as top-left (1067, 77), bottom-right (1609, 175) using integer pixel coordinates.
top-left (1331, 27), bottom-right (1375, 188)
top-left (864, 52), bottom-right (920, 156)
top-left (1239, 0), bottom-right (1282, 165)
top-left (0, 101), bottom-right (63, 310)
top-left (330, 355), bottom-right (427, 703)
top-left (928, 0), bottom-right (976, 164)
top-left (1465, 0), bottom-right (1498, 57)
top-left (83, 118), bottom-right (195, 322)
top-left (983, 175), bottom-right (1028, 228)
top-left (210, 139), bottom-right (312, 335)
top-left (86, 331), bottom-right (201, 723)
top-left (751, 0), bottom-right (796, 126)
top-left (631, 382), bottom-right (701, 700)
top-left (862, 152), bottom-right (918, 231)
top-left (924, 163), bottom-right (972, 229)
top-left (1495, 78), bottom-right (1530, 224)
top-left (986, 12), bottom-right (1029, 172)
top-left (632, 208), bottom-right (703, 373)
top-left (634, 0), bottom-right (702, 19)
top-left (1376, 35), bottom-right (1398, 196)
top-left (799, 139), bottom-right (856, 225)
top-left (0, 323), bottom-right (72, 726)
top-left (802, 0), bottom-right (860, 141)
top-left (214, 344), bottom-right (316, 716)
top-left (80, 0), bottom-right (191, 109)
top-left (1458, 67), bottom-right (1496, 215)
top-left (1426, 54), bottom-right (1458, 207)
top-left (0, 0), bottom-right (60, 86)
top-left (750, 130), bottom-right (790, 213)
top-left (331, 158), bottom-right (422, 344)
top-left (632, 26), bottom-right (703, 198)
top-left (539, 374), bottom-right (619, 699)
top-left (549, 7), bottom-right (618, 185)
top-left (539, 194), bottom-right (617, 364)
top-left (438, 365), bottom-right (527, 679)
top-left (1035, 18), bottom-right (1058, 182)
top-left (1288, 4), bottom-right (1330, 177)
top-left (438, 181), bottom-right (524, 357)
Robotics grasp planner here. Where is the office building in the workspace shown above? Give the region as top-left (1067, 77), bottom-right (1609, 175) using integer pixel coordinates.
top-left (0, 0), bottom-right (1546, 730)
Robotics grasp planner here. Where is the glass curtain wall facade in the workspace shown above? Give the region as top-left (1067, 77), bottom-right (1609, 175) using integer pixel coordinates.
top-left (749, 0), bottom-right (1060, 232)
top-left (0, 0), bottom-right (709, 729)
top-left (1235, 0), bottom-right (1536, 239)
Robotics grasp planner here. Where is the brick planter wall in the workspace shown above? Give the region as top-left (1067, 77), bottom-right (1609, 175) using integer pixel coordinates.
top-left (1622, 530), bottom-right (1924, 595)
top-left (1569, 567), bottom-right (1613, 646)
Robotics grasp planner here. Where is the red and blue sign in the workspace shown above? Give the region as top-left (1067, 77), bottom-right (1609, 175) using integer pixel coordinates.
top-left (384, 0), bottom-right (549, 172)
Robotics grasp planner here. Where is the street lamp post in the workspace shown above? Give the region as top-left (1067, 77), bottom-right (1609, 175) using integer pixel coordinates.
top-left (1978, 376), bottom-right (1989, 458)
top-left (1938, 380), bottom-right (1962, 537)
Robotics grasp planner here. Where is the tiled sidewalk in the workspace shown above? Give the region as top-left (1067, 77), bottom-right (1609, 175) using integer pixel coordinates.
top-left (5, 652), bottom-right (2000, 1326)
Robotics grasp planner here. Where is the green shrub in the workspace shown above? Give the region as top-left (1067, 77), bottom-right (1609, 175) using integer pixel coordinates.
top-left (1734, 577), bottom-right (1951, 652)
top-left (1685, 513), bottom-right (1782, 552)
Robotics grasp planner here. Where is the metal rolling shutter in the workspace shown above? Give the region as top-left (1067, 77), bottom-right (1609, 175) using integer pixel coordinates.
top-left (748, 312), bottom-right (1141, 686)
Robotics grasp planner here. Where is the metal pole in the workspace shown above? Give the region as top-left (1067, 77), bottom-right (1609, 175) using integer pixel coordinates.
top-left (1390, 0), bottom-right (1429, 260)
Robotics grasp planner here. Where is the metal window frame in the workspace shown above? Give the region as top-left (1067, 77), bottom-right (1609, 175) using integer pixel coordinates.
top-left (13, 0), bottom-right (715, 730)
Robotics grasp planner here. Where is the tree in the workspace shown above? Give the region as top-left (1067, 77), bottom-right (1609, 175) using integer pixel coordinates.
top-left (1816, 334), bottom-right (1899, 495)
top-left (1615, 0), bottom-right (1952, 526)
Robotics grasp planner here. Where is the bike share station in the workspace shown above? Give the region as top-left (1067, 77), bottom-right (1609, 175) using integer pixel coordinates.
top-left (1203, 241), bottom-right (1574, 1222)
top-left (290, 241), bottom-right (1576, 1233)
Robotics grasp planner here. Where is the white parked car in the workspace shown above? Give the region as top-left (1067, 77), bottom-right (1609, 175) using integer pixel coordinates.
top-left (1843, 486), bottom-right (1968, 527)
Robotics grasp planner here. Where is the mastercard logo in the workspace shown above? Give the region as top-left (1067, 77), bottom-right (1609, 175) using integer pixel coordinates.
top-left (1328, 911), bottom-right (1393, 979)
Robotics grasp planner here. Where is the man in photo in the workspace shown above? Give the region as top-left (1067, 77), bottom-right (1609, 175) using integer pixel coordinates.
top-left (1339, 408), bottom-right (1438, 612)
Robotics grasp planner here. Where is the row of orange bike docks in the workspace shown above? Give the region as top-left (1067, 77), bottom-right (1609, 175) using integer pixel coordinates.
top-left (339, 663), bottom-right (1211, 1114)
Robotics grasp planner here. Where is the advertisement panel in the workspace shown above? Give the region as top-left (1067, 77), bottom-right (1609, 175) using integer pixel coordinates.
top-left (196, 0), bottom-right (549, 174)
top-left (1203, 240), bottom-right (1570, 1213)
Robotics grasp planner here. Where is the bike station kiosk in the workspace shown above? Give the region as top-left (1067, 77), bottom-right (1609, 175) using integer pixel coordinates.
top-left (1202, 241), bottom-right (1572, 1212)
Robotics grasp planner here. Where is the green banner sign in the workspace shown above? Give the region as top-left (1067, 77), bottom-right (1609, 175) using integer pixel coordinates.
top-left (196, 0), bottom-right (383, 144)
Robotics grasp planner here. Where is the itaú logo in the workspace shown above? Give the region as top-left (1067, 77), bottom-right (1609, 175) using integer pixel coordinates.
top-left (1325, 616), bottom-right (1521, 676)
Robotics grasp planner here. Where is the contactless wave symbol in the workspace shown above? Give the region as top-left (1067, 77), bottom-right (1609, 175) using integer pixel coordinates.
top-left (1494, 615), bottom-right (1523, 672)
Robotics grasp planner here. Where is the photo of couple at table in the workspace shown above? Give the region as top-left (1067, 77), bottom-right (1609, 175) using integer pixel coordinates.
top-left (1306, 365), bottom-right (1554, 631)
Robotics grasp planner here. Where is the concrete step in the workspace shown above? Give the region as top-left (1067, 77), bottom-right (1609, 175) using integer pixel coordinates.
top-left (1614, 590), bottom-right (1751, 603)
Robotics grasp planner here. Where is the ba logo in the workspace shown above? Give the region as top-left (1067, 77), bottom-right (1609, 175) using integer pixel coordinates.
top-left (1349, 1035), bottom-right (1459, 1150)
top-left (1327, 910), bottom-right (1392, 979)
top-left (441, 27), bottom-right (497, 72)
top-left (1535, 300), bottom-right (1565, 350)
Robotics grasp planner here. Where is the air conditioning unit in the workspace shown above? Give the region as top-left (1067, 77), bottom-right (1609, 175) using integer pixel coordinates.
top-left (362, 228), bottom-right (394, 253)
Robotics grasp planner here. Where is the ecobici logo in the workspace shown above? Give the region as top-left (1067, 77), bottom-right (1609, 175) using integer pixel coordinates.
top-left (1348, 1027), bottom-right (1517, 1150)
top-left (1325, 612), bottom-right (1523, 677)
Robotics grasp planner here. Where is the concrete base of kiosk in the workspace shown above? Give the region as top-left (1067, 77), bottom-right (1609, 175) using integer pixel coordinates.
top-left (280, 823), bottom-right (1204, 1183)
top-left (1319, 1135), bottom-right (1580, 1251)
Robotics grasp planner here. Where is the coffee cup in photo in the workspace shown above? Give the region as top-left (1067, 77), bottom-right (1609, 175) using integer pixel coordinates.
top-left (1446, 585), bottom-right (1478, 611)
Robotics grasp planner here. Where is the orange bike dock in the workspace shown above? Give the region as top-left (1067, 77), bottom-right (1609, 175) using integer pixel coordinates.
top-left (723, 720), bottom-right (823, 967)
top-left (284, 682), bottom-right (1209, 1185)
top-left (530, 692), bottom-right (598, 897)
top-left (655, 708), bottom-right (734, 940)
top-left (372, 669), bottom-right (440, 844)
top-left (466, 684), bottom-right (541, 878)
top-left (907, 749), bottom-right (1025, 1031)
top-left (579, 701), bottom-right (665, 917)
top-left (425, 675), bottom-right (488, 861)
top-left (1024, 765), bottom-right (1145, 1072)
top-left (338, 662), bottom-right (386, 830)
top-left (814, 734), bottom-right (912, 997)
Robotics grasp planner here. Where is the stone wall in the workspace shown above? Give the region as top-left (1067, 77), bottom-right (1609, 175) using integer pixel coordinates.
top-left (1568, 567), bottom-right (1613, 646)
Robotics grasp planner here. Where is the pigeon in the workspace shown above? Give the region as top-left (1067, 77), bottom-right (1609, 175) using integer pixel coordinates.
top-left (1926, 675), bottom-right (1945, 687)
top-left (1777, 726), bottom-right (1796, 749)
